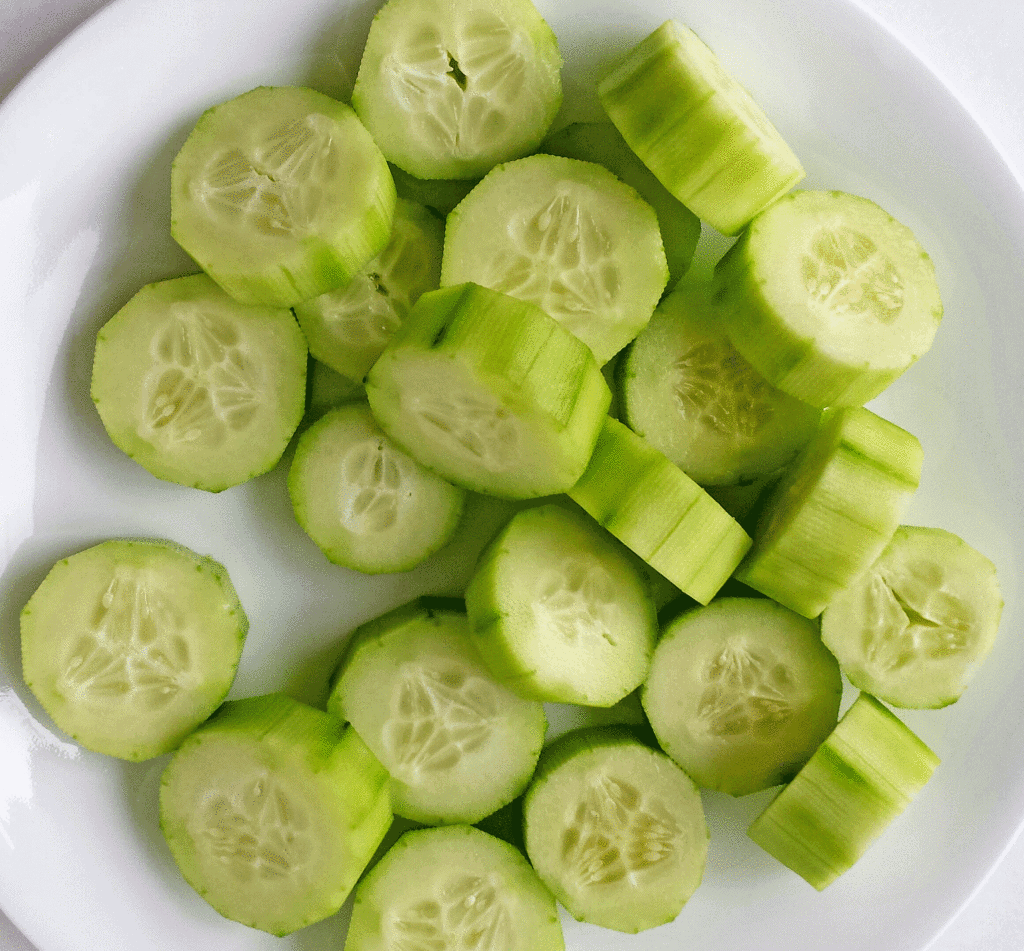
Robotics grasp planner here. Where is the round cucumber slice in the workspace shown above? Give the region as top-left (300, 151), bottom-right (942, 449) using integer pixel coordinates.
top-left (352, 0), bottom-right (562, 180)
top-left (172, 85), bottom-right (396, 306)
top-left (642, 598), bottom-right (843, 795)
top-left (820, 526), bottom-right (1003, 708)
top-left (20, 538), bottom-right (247, 761)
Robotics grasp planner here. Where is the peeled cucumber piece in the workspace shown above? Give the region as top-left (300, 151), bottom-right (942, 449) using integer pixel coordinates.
top-left (365, 283), bottom-right (610, 499)
top-left (20, 538), bottom-right (247, 761)
top-left (172, 85), bottom-right (396, 306)
top-left (747, 693), bottom-right (939, 890)
top-left (523, 726), bottom-right (708, 933)
top-left (160, 693), bottom-right (392, 935)
top-left (442, 153), bottom-right (669, 364)
top-left (598, 20), bottom-right (804, 235)
top-left (328, 598), bottom-right (546, 825)
top-left (642, 598), bottom-right (842, 795)
top-left (820, 526), bottom-right (1003, 708)
top-left (345, 825), bottom-right (564, 951)
top-left (352, 0), bottom-right (562, 180)
top-left (620, 283), bottom-right (821, 486)
top-left (91, 273), bottom-right (307, 492)
top-left (713, 189), bottom-right (943, 407)
top-left (736, 406), bottom-right (923, 619)
top-left (293, 198), bottom-right (444, 386)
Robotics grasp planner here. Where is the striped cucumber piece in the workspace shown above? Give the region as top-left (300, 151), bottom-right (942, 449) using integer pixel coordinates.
top-left (736, 406), bottom-right (923, 618)
top-left (172, 86), bottom-right (396, 307)
top-left (821, 526), bottom-right (1003, 708)
top-left (365, 283), bottom-right (610, 499)
top-left (597, 20), bottom-right (804, 235)
top-left (159, 694), bottom-right (392, 935)
top-left (352, 0), bottom-right (562, 180)
top-left (713, 189), bottom-right (943, 407)
top-left (567, 416), bottom-right (751, 604)
top-left (747, 693), bottom-right (939, 890)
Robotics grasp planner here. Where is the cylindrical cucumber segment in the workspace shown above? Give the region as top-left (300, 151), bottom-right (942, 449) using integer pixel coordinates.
top-left (20, 538), bottom-right (247, 762)
top-left (821, 526), bottom-right (1003, 708)
top-left (172, 85), bottom-right (396, 307)
top-left (523, 726), bottom-right (708, 933)
top-left (713, 189), bottom-right (943, 407)
top-left (345, 825), bottom-right (564, 951)
top-left (597, 20), bottom-right (805, 235)
top-left (642, 598), bottom-right (843, 796)
top-left (159, 694), bottom-right (392, 935)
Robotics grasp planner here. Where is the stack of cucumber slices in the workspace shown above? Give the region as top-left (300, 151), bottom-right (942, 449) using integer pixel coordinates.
top-left (20, 0), bottom-right (1009, 945)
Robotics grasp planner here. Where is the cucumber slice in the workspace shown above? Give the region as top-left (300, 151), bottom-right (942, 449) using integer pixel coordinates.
top-left (713, 189), bottom-right (943, 407)
top-left (159, 694), bottom-right (392, 935)
top-left (567, 416), bottom-right (751, 604)
top-left (293, 198), bottom-right (444, 386)
top-left (91, 273), bottom-right (307, 492)
top-left (345, 825), bottom-right (563, 951)
top-left (597, 20), bottom-right (804, 235)
top-left (352, 0), bottom-right (562, 180)
top-left (288, 402), bottom-right (465, 573)
top-left (523, 726), bottom-right (708, 933)
top-left (820, 526), bottom-right (1003, 708)
top-left (747, 693), bottom-right (940, 890)
top-left (465, 502), bottom-right (657, 706)
top-left (542, 121), bottom-right (700, 287)
top-left (327, 598), bottom-right (546, 825)
top-left (365, 283), bottom-right (610, 499)
top-left (642, 598), bottom-right (842, 795)
top-left (389, 163), bottom-right (478, 217)
top-left (20, 538), bottom-right (247, 761)
top-left (442, 154), bottom-right (668, 364)
top-left (620, 283), bottom-right (821, 486)
top-left (736, 406), bottom-right (923, 618)
top-left (171, 85), bottom-right (396, 306)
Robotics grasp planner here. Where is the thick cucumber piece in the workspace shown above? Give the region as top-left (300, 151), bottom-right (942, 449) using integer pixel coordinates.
top-left (160, 694), bottom-right (392, 935)
top-left (365, 283), bottom-right (610, 499)
top-left (345, 825), bottom-right (563, 951)
top-left (747, 693), bottom-right (939, 890)
top-left (598, 20), bottom-right (804, 235)
top-left (352, 0), bottom-right (562, 180)
top-left (288, 402), bottom-right (465, 573)
top-left (20, 538), bottom-right (247, 761)
top-left (523, 726), bottom-right (708, 933)
top-left (820, 526), bottom-right (1003, 708)
top-left (642, 598), bottom-right (842, 795)
top-left (620, 283), bottom-right (822, 486)
top-left (442, 153), bottom-right (668, 364)
top-left (172, 86), bottom-right (396, 306)
top-left (91, 273), bottom-right (307, 492)
top-left (465, 502), bottom-right (657, 706)
top-left (328, 598), bottom-right (546, 825)
top-left (293, 198), bottom-right (444, 386)
top-left (567, 416), bottom-right (751, 604)
top-left (713, 189), bottom-right (943, 407)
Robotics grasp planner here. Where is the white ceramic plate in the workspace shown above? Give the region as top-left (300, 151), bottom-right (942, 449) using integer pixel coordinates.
top-left (1, 0), bottom-right (1023, 948)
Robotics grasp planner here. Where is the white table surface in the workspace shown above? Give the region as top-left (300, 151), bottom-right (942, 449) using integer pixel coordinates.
top-left (1, 0), bottom-right (1022, 949)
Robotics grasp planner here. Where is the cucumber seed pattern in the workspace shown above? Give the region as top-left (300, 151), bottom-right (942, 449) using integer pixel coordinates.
top-left (338, 439), bottom-right (410, 535)
top-left (696, 640), bottom-right (793, 736)
top-left (534, 560), bottom-right (619, 648)
top-left (410, 392), bottom-right (518, 471)
top-left (386, 875), bottom-right (513, 951)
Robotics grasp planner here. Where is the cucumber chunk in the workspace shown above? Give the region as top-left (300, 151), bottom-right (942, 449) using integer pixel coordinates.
top-left (442, 154), bottom-right (668, 364)
top-left (642, 598), bottom-right (842, 795)
top-left (345, 825), bottom-right (564, 951)
top-left (172, 86), bottom-right (396, 306)
top-left (20, 538), bottom-right (247, 761)
top-left (523, 726), bottom-right (708, 933)
top-left (821, 526), bottom-right (1003, 708)
top-left (713, 189), bottom-right (943, 407)
top-left (747, 693), bottom-right (939, 890)
top-left (160, 693), bottom-right (392, 935)
top-left (328, 598), bottom-right (546, 825)
top-left (598, 20), bottom-right (805, 235)
top-left (91, 273), bottom-right (307, 492)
